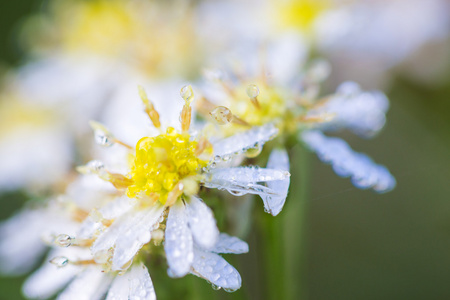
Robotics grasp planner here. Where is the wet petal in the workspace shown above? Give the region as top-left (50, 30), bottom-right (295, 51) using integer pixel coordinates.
top-left (190, 249), bottom-right (241, 291)
top-left (203, 179), bottom-right (281, 199)
top-left (0, 206), bottom-right (77, 275)
top-left (310, 82), bottom-right (390, 137)
top-left (57, 266), bottom-right (112, 300)
top-left (212, 124), bottom-right (278, 158)
top-left (77, 196), bottom-right (134, 240)
top-left (106, 263), bottom-right (156, 300)
top-left (208, 166), bottom-right (290, 183)
top-left (0, 209), bottom-right (47, 275)
top-left (301, 130), bottom-right (396, 193)
top-left (23, 250), bottom-right (80, 299)
top-left (211, 233), bottom-right (249, 254)
top-left (186, 197), bottom-right (219, 250)
top-left (165, 203), bottom-right (194, 278)
top-left (91, 205), bottom-right (164, 271)
top-left (262, 148), bottom-right (290, 216)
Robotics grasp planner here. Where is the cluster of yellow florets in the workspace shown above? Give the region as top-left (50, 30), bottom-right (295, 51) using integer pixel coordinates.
top-left (126, 127), bottom-right (209, 204)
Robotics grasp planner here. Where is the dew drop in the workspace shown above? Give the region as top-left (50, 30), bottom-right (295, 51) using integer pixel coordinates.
top-left (210, 106), bottom-right (233, 125)
top-left (246, 84), bottom-right (260, 99)
top-left (76, 160), bottom-right (105, 175)
top-left (180, 85), bottom-right (194, 104)
top-left (229, 190), bottom-right (245, 196)
top-left (50, 256), bottom-right (69, 268)
top-left (54, 234), bottom-right (74, 247)
top-left (94, 250), bottom-right (110, 264)
top-left (94, 130), bottom-right (113, 147)
top-left (211, 284), bottom-right (222, 291)
top-left (222, 155), bottom-right (231, 161)
top-left (244, 143), bottom-right (262, 158)
top-left (224, 288), bottom-right (238, 293)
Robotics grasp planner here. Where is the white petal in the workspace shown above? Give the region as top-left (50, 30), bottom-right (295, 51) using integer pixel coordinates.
top-left (0, 205), bottom-right (77, 275)
top-left (211, 233), bottom-right (249, 254)
top-left (207, 166), bottom-right (290, 183)
top-left (262, 148), bottom-right (291, 216)
top-left (91, 205), bottom-right (164, 271)
top-left (266, 33), bottom-right (308, 85)
top-left (99, 195), bottom-right (134, 220)
top-left (106, 263), bottom-right (156, 300)
top-left (165, 204), bottom-right (194, 278)
top-left (186, 197), bottom-right (219, 250)
top-left (212, 124), bottom-right (278, 158)
top-left (301, 130), bottom-right (396, 193)
top-left (0, 209), bottom-right (47, 275)
top-left (203, 179), bottom-right (281, 197)
top-left (23, 250), bottom-right (79, 299)
top-left (65, 175), bottom-right (117, 211)
top-left (57, 266), bottom-right (111, 300)
top-left (77, 196), bottom-right (134, 240)
top-left (112, 206), bottom-right (165, 271)
top-left (310, 82), bottom-right (390, 137)
top-left (190, 249), bottom-right (241, 291)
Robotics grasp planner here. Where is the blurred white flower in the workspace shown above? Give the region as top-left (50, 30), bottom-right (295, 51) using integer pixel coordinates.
top-left (197, 38), bottom-right (395, 193)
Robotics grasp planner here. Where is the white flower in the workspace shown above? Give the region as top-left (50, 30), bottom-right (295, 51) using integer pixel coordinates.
top-left (197, 38), bottom-right (395, 193)
top-left (0, 84), bottom-right (287, 298)
top-left (78, 85), bottom-right (287, 277)
top-left (301, 130), bottom-right (396, 193)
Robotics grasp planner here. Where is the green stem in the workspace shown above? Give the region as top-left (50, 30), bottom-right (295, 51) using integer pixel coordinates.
top-left (262, 207), bottom-right (286, 300)
top-left (283, 145), bottom-right (311, 300)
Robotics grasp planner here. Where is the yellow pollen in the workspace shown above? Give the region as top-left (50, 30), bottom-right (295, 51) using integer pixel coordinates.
top-left (126, 127), bottom-right (210, 204)
top-left (275, 0), bottom-right (331, 32)
top-left (228, 82), bottom-right (287, 129)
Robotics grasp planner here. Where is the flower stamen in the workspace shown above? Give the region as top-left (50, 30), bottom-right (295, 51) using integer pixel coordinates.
top-left (138, 85), bottom-right (161, 129)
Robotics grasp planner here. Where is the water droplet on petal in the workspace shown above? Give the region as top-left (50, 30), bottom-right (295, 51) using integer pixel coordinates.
top-left (211, 284), bottom-right (222, 290)
top-left (244, 143), bottom-right (262, 158)
top-left (224, 288), bottom-right (238, 293)
top-left (50, 256), bottom-right (69, 268)
top-left (94, 250), bottom-right (110, 264)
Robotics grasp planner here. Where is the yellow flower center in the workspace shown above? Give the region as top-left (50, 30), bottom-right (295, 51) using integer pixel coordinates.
top-left (230, 83), bottom-right (286, 126)
top-left (126, 127), bottom-right (209, 204)
top-left (274, 0), bottom-right (331, 32)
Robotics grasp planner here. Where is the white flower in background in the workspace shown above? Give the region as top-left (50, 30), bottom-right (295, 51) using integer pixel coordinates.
top-left (315, 0), bottom-right (450, 66)
top-left (0, 96), bottom-right (73, 191)
top-left (197, 0), bottom-right (450, 87)
top-left (197, 39), bottom-right (395, 193)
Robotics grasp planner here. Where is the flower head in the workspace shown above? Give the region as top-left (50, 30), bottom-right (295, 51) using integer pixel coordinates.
top-left (199, 50), bottom-right (395, 193)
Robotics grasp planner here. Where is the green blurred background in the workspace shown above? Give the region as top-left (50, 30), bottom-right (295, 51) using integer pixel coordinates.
top-left (1, 1), bottom-right (450, 300)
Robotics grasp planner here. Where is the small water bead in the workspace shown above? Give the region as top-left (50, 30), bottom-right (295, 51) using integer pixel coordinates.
top-left (94, 250), bottom-right (110, 264)
top-left (90, 121), bottom-right (114, 147)
top-left (224, 288), bottom-right (238, 293)
top-left (222, 155), bottom-right (231, 161)
top-left (244, 143), bottom-right (262, 158)
top-left (246, 84), bottom-right (260, 99)
top-left (50, 256), bottom-right (69, 268)
top-left (210, 106), bottom-right (233, 125)
top-left (180, 85), bottom-right (194, 104)
top-left (54, 234), bottom-right (74, 247)
top-left (76, 160), bottom-right (105, 175)
top-left (211, 284), bottom-right (222, 291)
